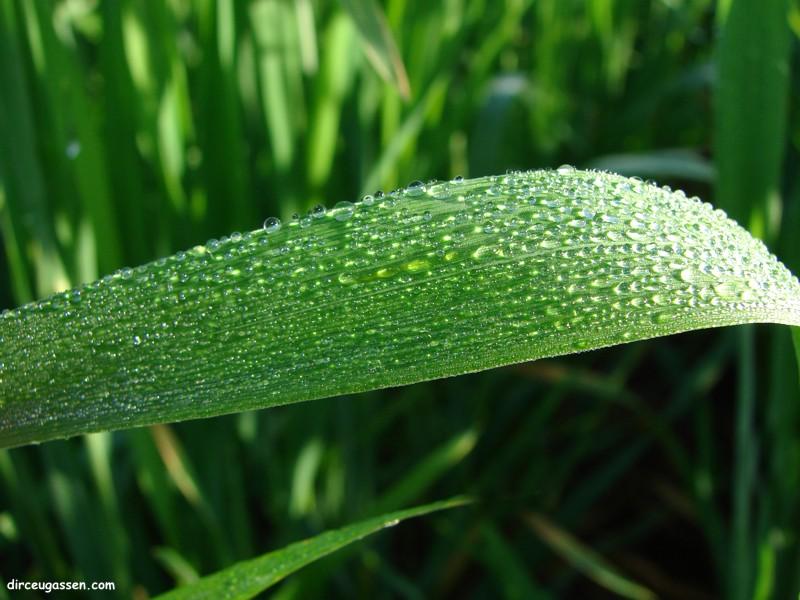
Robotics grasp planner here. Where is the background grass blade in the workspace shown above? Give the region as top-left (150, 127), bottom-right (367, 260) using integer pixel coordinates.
top-left (339, 0), bottom-right (410, 99)
top-left (0, 1), bottom-right (69, 299)
top-left (714, 1), bottom-right (794, 597)
top-left (523, 512), bottom-right (655, 600)
top-left (714, 0), bottom-right (790, 242)
top-left (586, 149), bottom-right (714, 184)
top-left (1, 170), bottom-right (799, 448)
top-left (155, 496), bottom-right (469, 600)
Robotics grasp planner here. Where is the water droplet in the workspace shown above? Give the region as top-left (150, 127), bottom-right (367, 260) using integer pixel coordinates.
top-left (452, 175), bottom-right (464, 183)
top-left (332, 201), bottom-right (355, 221)
top-left (625, 230), bottom-right (646, 241)
top-left (311, 204), bottom-right (326, 219)
top-left (66, 140), bottom-right (81, 159)
top-left (263, 217), bottom-right (282, 233)
top-left (714, 282), bottom-right (738, 298)
top-left (423, 211), bottom-right (432, 221)
top-left (361, 194), bottom-right (374, 206)
top-left (556, 164), bottom-right (575, 175)
top-left (405, 259), bottom-right (429, 272)
top-left (406, 180), bottom-right (426, 196)
top-left (679, 268), bottom-right (696, 283)
top-left (472, 246), bottom-right (494, 259)
top-left (132, 335), bottom-right (142, 346)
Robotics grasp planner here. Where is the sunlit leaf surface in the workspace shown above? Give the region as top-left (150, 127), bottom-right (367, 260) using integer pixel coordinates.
top-left (156, 497), bottom-right (468, 600)
top-left (1, 169), bottom-right (798, 447)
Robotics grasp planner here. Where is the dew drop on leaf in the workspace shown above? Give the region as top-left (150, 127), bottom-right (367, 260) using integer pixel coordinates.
top-left (263, 217), bottom-right (282, 233)
top-left (332, 201), bottom-right (355, 221)
top-left (406, 181), bottom-right (426, 196)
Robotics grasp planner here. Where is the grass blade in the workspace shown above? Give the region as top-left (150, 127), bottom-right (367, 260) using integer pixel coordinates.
top-left (250, 0), bottom-right (295, 175)
top-left (0, 0), bottom-right (70, 299)
top-left (715, 1), bottom-right (793, 597)
top-left (714, 0), bottom-right (791, 241)
top-left (523, 512), bottom-right (655, 600)
top-left (370, 428), bottom-right (477, 515)
top-left (307, 13), bottom-right (359, 191)
top-left (587, 149), bottom-right (715, 183)
top-left (1, 170), bottom-right (799, 448)
top-left (479, 523), bottom-right (551, 599)
top-left (339, 0), bottom-right (410, 99)
top-left (154, 496), bottom-right (469, 600)
top-left (793, 328), bottom-right (800, 380)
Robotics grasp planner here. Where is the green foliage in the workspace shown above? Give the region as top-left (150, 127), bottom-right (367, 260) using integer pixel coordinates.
top-left (1, 170), bottom-right (799, 449)
top-left (524, 512), bottom-right (655, 599)
top-left (714, 2), bottom-right (795, 598)
top-left (156, 497), bottom-right (468, 599)
top-left (1, 0), bottom-right (800, 598)
top-left (715, 0), bottom-right (790, 241)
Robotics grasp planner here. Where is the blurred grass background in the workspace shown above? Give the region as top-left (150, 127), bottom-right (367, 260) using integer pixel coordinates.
top-left (0, 0), bottom-right (799, 598)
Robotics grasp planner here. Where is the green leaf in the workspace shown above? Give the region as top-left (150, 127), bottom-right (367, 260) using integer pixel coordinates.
top-left (1, 170), bottom-right (799, 448)
top-left (714, 0), bottom-right (791, 241)
top-left (339, 0), bottom-right (410, 99)
top-left (523, 511), bottom-right (655, 600)
top-left (154, 496), bottom-right (469, 600)
top-left (587, 149), bottom-right (714, 183)
top-left (714, 2), bottom-right (793, 597)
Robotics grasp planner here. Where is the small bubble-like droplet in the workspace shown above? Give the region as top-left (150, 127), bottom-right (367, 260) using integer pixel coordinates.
top-left (332, 201), bottom-right (355, 221)
top-left (406, 180), bottom-right (426, 196)
top-left (679, 267), bottom-right (696, 283)
top-left (556, 164), bottom-right (575, 175)
top-left (263, 217), bottom-right (282, 233)
top-left (405, 259), bottom-right (429, 272)
top-left (66, 140), bottom-right (81, 159)
top-left (311, 204), bottom-right (326, 219)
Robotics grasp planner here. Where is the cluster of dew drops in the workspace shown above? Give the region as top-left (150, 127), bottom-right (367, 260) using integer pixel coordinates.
top-left (224, 166), bottom-right (797, 348)
top-left (2, 167), bottom-right (799, 367)
top-left (259, 178), bottom-right (435, 235)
